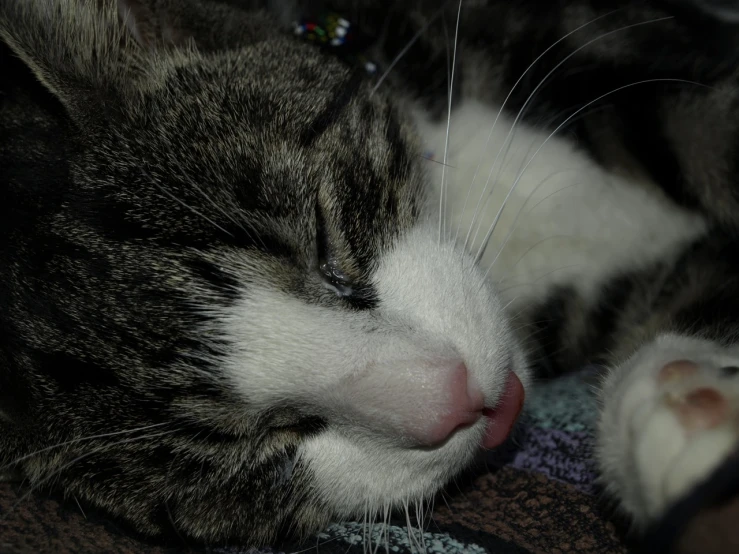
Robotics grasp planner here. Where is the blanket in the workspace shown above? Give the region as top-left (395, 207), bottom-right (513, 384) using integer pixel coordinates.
top-left (1, 368), bottom-right (735, 553)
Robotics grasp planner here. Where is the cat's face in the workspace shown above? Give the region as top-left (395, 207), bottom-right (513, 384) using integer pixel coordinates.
top-left (0, 0), bottom-right (528, 543)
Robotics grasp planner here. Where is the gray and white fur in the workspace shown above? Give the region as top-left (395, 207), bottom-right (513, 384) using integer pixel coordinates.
top-left (2, 0), bottom-right (739, 546)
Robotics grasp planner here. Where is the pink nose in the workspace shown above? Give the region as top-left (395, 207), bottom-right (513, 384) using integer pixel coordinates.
top-left (410, 364), bottom-right (525, 447)
top-left (413, 363), bottom-right (486, 446)
top-left (331, 357), bottom-right (524, 448)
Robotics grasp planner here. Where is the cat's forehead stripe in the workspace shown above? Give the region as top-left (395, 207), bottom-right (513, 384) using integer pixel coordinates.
top-left (299, 71), bottom-right (364, 148)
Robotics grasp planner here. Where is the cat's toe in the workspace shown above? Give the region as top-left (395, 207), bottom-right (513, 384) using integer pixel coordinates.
top-left (598, 335), bottom-right (739, 524)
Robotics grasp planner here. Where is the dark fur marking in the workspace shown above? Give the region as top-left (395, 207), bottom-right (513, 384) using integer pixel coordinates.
top-left (185, 258), bottom-right (241, 301)
top-left (299, 70), bottom-right (365, 147)
top-left (528, 285), bottom-right (575, 377)
top-left (586, 274), bottom-right (636, 364)
top-left (33, 349), bottom-right (121, 392)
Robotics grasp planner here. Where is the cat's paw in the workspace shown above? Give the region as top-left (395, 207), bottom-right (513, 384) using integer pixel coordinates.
top-left (598, 334), bottom-right (739, 525)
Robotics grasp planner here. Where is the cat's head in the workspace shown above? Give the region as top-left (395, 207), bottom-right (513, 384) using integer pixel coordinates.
top-left (0, 0), bottom-right (528, 543)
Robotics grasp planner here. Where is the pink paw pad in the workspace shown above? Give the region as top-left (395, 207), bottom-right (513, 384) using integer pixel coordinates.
top-left (658, 359), bottom-right (698, 383)
top-left (659, 360), bottom-right (730, 434)
top-left (673, 388), bottom-right (728, 433)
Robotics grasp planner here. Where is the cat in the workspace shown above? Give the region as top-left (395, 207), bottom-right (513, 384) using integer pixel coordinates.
top-left (2, 0), bottom-right (739, 547)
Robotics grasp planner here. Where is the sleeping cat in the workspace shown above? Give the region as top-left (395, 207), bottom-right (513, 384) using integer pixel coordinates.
top-left (2, 0), bottom-right (739, 547)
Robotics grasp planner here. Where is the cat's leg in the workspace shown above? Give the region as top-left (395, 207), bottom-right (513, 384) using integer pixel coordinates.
top-left (516, 232), bottom-right (739, 525)
top-left (598, 333), bottom-right (739, 525)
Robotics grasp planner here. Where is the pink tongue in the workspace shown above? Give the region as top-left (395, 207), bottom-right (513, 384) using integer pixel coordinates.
top-left (481, 372), bottom-right (525, 449)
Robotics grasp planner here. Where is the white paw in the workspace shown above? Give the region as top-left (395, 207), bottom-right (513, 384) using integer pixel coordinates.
top-left (598, 334), bottom-right (739, 524)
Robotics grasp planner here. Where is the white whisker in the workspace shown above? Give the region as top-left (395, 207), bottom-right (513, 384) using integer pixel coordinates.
top-left (368, 506), bottom-right (380, 552)
top-left (371, 6), bottom-right (447, 96)
top-left (525, 181), bottom-right (584, 214)
top-left (480, 171), bottom-right (581, 269)
top-left (184, 175), bottom-right (267, 250)
top-left (417, 498), bottom-right (427, 552)
top-left (475, 75), bottom-right (703, 265)
top-left (5, 428), bottom-right (178, 521)
top-left (1, 421), bottom-right (170, 470)
top-left (468, 121), bottom-right (557, 251)
top-left (384, 503), bottom-right (391, 554)
top-left (482, 180), bottom-right (585, 277)
top-left (457, 9), bottom-right (623, 250)
top-left (73, 496), bottom-right (87, 519)
top-left (500, 295), bottom-right (520, 313)
top-left (491, 234), bottom-right (573, 286)
top-left (439, 0), bottom-right (464, 244)
top-left (403, 500), bottom-right (413, 552)
top-left (496, 264), bottom-right (590, 294)
top-left (466, 15), bottom-right (675, 258)
top-left (150, 176), bottom-right (234, 238)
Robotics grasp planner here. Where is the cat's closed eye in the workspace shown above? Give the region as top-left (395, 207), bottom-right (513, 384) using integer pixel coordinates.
top-left (319, 257), bottom-right (354, 297)
top-left (317, 246), bottom-right (377, 309)
top-left (315, 206), bottom-right (355, 297)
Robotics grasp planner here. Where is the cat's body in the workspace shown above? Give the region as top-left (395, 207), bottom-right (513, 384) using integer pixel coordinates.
top-left (2, 0), bottom-right (739, 547)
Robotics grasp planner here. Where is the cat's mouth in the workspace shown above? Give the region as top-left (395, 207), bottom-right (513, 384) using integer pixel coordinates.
top-left (480, 372), bottom-right (525, 449)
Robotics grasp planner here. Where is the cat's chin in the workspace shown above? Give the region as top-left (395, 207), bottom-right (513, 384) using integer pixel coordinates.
top-left (297, 413), bottom-right (491, 518)
top-left (298, 368), bottom-right (526, 520)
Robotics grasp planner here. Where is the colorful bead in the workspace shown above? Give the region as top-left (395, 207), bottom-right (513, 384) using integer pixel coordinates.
top-left (292, 12), bottom-right (380, 76)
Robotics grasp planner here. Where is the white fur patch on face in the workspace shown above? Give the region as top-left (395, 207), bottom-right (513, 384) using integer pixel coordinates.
top-left (300, 225), bottom-right (530, 515)
top-left (214, 221), bottom-right (529, 518)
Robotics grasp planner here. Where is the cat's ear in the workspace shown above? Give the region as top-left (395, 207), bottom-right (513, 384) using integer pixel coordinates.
top-left (0, 0), bottom-right (150, 116)
top-left (0, 0), bottom-right (196, 119)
